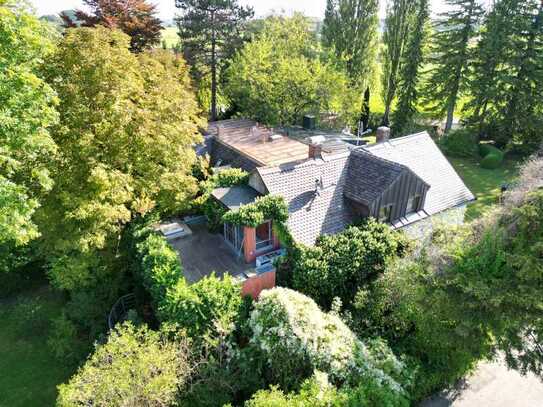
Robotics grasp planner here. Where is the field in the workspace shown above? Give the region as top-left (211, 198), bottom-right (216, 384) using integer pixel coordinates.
top-left (161, 27), bottom-right (179, 49)
top-left (0, 282), bottom-right (76, 407)
top-left (448, 156), bottom-right (521, 220)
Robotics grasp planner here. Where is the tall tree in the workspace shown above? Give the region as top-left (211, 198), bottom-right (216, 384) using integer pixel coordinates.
top-left (393, 0), bottom-right (430, 135)
top-left (61, 0), bottom-right (163, 52)
top-left (467, 0), bottom-right (543, 147)
top-left (40, 27), bottom-right (204, 294)
top-left (0, 0), bottom-right (58, 246)
top-left (225, 15), bottom-right (358, 126)
top-left (175, 0), bottom-right (254, 121)
top-left (423, 0), bottom-right (484, 132)
top-left (381, 0), bottom-right (417, 126)
top-left (321, 0), bottom-right (379, 128)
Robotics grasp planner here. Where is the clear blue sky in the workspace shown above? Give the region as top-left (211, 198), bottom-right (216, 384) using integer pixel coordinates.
top-left (32, 0), bottom-right (457, 21)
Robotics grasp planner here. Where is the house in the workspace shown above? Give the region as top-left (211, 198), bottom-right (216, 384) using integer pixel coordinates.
top-left (201, 119), bottom-right (474, 262)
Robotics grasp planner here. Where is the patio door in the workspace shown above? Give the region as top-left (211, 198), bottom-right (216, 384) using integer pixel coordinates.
top-left (223, 222), bottom-right (244, 255)
top-left (255, 221), bottom-right (273, 252)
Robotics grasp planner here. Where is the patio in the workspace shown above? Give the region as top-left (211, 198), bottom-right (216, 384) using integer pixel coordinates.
top-left (168, 223), bottom-right (254, 283)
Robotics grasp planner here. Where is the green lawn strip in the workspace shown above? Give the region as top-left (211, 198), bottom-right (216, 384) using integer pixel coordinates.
top-left (0, 287), bottom-right (75, 407)
top-left (160, 27), bottom-right (180, 49)
top-left (448, 156), bottom-right (520, 220)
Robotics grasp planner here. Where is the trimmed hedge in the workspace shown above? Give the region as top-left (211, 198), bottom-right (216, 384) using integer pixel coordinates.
top-left (479, 144), bottom-right (504, 169)
top-left (438, 129), bottom-right (478, 158)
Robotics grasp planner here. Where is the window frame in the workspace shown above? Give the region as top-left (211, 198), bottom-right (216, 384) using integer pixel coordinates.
top-left (407, 195), bottom-right (422, 214)
top-left (379, 204), bottom-right (394, 223)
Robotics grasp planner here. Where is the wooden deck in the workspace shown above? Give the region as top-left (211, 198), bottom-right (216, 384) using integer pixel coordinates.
top-left (168, 224), bottom-right (254, 283)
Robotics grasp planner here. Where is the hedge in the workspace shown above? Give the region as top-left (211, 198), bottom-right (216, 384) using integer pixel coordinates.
top-left (479, 144), bottom-right (504, 169)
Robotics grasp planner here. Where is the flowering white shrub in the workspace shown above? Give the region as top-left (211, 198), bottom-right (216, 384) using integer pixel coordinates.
top-left (250, 287), bottom-right (411, 394)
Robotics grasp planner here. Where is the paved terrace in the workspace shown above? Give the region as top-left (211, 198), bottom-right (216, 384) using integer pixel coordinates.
top-left (168, 223), bottom-right (253, 283)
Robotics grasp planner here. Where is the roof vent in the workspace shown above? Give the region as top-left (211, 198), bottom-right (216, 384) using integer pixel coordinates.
top-left (376, 126), bottom-right (391, 143)
top-left (303, 115), bottom-right (316, 130)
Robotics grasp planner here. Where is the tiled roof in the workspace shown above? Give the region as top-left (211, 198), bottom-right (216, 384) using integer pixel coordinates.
top-left (344, 149), bottom-right (407, 205)
top-left (256, 153), bottom-right (354, 246)
top-left (364, 132), bottom-right (475, 215)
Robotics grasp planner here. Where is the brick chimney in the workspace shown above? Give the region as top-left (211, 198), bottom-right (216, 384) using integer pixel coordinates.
top-left (308, 135), bottom-right (326, 159)
top-left (376, 126), bottom-right (391, 143)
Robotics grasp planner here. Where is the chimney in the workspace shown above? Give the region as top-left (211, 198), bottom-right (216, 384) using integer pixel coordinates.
top-left (376, 126), bottom-right (391, 143)
top-left (308, 136), bottom-right (325, 159)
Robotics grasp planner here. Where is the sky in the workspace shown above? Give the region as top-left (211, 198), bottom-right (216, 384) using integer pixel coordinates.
top-left (31, 0), bottom-right (454, 21)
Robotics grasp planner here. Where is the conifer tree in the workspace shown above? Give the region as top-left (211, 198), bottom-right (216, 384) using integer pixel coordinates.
top-left (175, 0), bottom-right (254, 121)
top-left (467, 0), bottom-right (543, 147)
top-left (423, 0), bottom-right (484, 132)
top-left (393, 0), bottom-right (430, 135)
top-left (381, 0), bottom-right (417, 126)
top-left (322, 0), bottom-right (338, 48)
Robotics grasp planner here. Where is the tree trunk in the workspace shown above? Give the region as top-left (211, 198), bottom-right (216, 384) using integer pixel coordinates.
top-left (210, 12), bottom-right (217, 121)
top-left (445, 98), bottom-right (455, 133)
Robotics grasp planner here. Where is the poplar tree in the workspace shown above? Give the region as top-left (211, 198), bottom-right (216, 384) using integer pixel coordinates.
top-left (175, 0), bottom-right (254, 121)
top-left (424, 0), bottom-right (484, 132)
top-left (393, 0), bottom-right (430, 136)
top-left (381, 0), bottom-right (417, 126)
top-left (321, 0), bottom-right (379, 128)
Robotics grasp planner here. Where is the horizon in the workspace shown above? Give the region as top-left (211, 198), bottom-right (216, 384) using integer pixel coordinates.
top-left (31, 0), bottom-right (459, 22)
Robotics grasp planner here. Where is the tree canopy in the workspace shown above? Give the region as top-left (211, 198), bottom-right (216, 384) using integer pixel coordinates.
top-left (39, 27), bottom-right (204, 292)
top-left (225, 15), bottom-right (358, 126)
top-left (0, 0), bottom-right (58, 246)
top-left (175, 0), bottom-right (254, 120)
top-left (61, 0), bottom-right (163, 52)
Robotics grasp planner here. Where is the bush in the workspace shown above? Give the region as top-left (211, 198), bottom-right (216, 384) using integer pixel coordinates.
top-left (47, 313), bottom-right (82, 364)
top-left (249, 287), bottom-right (412, 398)
top-left (479, 143), bottom-right (504, 169)
top-left (291, 219), bottom-right (411, 309)
top-left (57, 323), bottom-right (192, 407)
top-left (159, 273), bottom-right (242, 339)
top-left (438, 129), bottom-right (478, 158)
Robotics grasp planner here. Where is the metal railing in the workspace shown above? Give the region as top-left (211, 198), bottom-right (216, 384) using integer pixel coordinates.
top-left (108, 293), bottom-right (136, 330)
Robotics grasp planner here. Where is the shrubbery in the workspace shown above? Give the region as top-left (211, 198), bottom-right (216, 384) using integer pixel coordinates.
top-left (249, 287), bottom-right (412, 402)
top-left (438, 128), bottom-right (478, 158)
top-left (290, 219), bottom-right (411, 308)
top-left (479, 143), bottom-right (504, 169)
top-left (57, 323), bottom-right (192, 407)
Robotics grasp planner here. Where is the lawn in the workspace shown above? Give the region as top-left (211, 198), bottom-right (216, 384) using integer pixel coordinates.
top-left (448, 156), bottom-right (521, 220)
top-left (0, 284), bottom-right (76, 407)
top-left (161, 26), bottom-right (179, 49)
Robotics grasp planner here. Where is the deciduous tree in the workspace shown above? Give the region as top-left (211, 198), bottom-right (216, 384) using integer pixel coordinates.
top-left (225, 15), bottom-right (358, 126)
top-left (381, 0), bottom-right (417, 126)
top-left (61, 0), bottom-right (163, 52)
top-left (57, 323), bottom-right (193, 406)
top-left (321, 0), bottom-right (379, 128)
top-left (175, 0), bottom-right (254, 121)
top-left (39, 27), bottom-right (203, 293)
top-left (0, 0), bottom-right (58, 247)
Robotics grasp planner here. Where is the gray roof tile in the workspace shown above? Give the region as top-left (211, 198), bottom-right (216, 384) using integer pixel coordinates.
top-left (364, 132), bottom-right (475, 215)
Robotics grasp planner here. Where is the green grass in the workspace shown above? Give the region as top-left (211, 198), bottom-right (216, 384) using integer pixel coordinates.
top-left (0, 285), bottom-right (76, 407)
top-left (160, 27), bottom-right (179, 49)
top-left (448, 156), bottom-right (521, 220)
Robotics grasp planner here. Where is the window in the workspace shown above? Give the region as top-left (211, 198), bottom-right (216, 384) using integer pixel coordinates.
top-left (407, 195), bottom-right (421, 214)
top-left (255, 221), bottom-right (273, 251)
top-left (379, 205), bottom-right (394, 223)
top-left (224, 222), bottom-right (244, 253)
